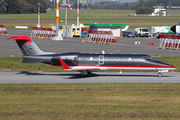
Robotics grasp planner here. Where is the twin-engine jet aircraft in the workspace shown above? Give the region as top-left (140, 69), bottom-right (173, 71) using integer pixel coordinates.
top-left (8, 36), bottom-right (176, 77)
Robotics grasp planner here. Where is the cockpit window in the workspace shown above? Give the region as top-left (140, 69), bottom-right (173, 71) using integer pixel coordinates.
top-left (142, 56), bottom-right (155, 61)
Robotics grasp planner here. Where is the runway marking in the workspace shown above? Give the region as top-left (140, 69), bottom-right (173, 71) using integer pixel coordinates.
top-left (120, 39), bottom-right (150, 44)
top-left (9, 49), bottom-right (19, 52)
top-left (116, 43), bottom-right (157, 48)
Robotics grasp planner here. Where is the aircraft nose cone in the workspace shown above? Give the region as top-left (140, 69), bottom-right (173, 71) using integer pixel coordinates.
top-left (171, 25), bottom-right (176, 33)
top-left (168, 65), bottom-right (176, 70)
top-left (171, 66), bottom-right (176, 69)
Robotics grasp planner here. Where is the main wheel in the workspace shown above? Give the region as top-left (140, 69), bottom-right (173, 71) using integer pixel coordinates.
top-left (88, 71), bottom-right (91, 75)
top-left (157, 73), bottom-right (162, 78)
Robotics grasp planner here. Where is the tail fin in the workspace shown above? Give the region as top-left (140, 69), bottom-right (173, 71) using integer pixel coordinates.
top-left (8, 36), bottom-right (55, 56)
top-left (122, 25), bottom-right (129, 32)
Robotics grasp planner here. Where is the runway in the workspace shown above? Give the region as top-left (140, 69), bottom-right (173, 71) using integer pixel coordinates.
top-left (0, 70), bottom-right (179, 83)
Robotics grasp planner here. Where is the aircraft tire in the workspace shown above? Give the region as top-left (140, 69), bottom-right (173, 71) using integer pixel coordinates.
top-left (157, 73), bottom-right (162, 78)
top-left (88, 71), bottom-right (91, 75)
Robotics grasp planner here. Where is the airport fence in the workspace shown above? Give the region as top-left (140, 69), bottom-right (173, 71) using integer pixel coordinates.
top-left (0, 24), bottom-right (8, 35)
top-left (85, 30), bottom-right (117, 44)
top-left (31, 27), bottom-right (56, 39)
top-left (158, 34), bottom-right (180, 50)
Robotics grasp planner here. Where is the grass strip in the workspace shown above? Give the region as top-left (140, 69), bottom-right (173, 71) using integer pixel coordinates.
top-left (0, 10), bottom-right (180, 20)
top-left (0, 56), bottom-right (179, 72)
top-left (1, 20), bottom-right (178, 30)
top-left (0, 83), bottom-right (180, 119)
top-left (1, 9), bottom-right (180, 29)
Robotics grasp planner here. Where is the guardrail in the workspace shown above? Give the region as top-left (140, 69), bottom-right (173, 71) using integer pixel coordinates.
top-left (85, 30), bottom-right (117, 44)
top-left (31, 27), bottom-right (56, 39)
top-left (158, 34), bottom-right (180, 50)
top-left (0, 24), bottom-right (8, 35)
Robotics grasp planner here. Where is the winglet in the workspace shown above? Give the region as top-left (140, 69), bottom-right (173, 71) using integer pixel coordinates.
top-left (59, 59), bottom-right (71, 70)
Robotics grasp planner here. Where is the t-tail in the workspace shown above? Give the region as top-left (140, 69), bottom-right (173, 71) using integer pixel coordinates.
top-left (8, 36), bottom-right (55, 56)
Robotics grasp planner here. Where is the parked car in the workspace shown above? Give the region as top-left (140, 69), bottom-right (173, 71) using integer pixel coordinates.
top-left (123, 31), bottom-right (135, 38)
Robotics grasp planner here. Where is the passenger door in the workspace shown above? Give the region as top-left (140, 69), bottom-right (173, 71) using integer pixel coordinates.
top-left (98, 55), bottom-right (104, 65)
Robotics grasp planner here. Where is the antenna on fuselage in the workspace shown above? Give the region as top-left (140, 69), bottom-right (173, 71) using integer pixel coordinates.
top-left (102, 50), bottom-right (105, 54)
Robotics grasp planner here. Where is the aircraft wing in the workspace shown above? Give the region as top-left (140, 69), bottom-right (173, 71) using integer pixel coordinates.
top-left (59, 59), bottom-right (100, 71)
top-left (71, 68), bottom-right (100, 71)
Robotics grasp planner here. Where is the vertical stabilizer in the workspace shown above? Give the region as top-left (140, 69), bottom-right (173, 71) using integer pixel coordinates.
top-left (122, 26), bottom-right (129, 32)
top-left (8, 36), bottom-right (55, 56)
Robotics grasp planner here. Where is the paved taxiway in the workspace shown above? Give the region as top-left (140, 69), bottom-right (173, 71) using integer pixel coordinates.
top-left (1, 29), bottom-right (180, 57)
top-left (0, 70), bottom-right (179, 83)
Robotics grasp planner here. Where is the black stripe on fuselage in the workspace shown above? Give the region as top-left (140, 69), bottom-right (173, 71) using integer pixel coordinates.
top-left (50, 53), bottom-right (172, 67)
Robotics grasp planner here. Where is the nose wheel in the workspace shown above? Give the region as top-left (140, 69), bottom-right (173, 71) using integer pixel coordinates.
top-left (157, 72), bottom-right (162, 78)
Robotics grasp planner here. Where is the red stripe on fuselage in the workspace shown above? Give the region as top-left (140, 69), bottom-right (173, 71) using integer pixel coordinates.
top-left (51, 64), bottom-right (176, 69)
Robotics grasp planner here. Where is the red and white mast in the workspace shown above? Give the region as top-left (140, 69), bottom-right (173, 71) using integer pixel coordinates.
top-left (37, 2), bottom-right (41, 27)
top-left (56, 0), bottom-right (59, 36)
top-left (77, 0), bottom-right (79, 26)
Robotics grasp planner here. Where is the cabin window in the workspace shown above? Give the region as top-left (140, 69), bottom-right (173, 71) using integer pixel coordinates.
top-left (90, 57), bottom-right (93, 61)
top-left (116, 57), bottom-right (120, 61)
top-left (142, 56), bottom-right (155, 61)
top-left (110, 57), bottom-right (114, 61)
top-left (128, 57), bottom-right (131, 61)
top-left (94, 57), bottom-right (98, 61)
top-left (122, 57), bottom-right (125, 61)
top-left (104, 57), bottom-right (108, 61)
top-left (77, 28), bottom-right (80, 30)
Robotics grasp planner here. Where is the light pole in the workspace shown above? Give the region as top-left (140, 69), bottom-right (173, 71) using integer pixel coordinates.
top-left (65, 7), bottom-right (67, 37)
top-left (37, 2), bottom-right (41, 27)
top-left (77, 0), bottom-right (79, 26)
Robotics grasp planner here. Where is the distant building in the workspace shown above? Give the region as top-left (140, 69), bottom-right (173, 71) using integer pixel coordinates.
top-left (151, 6), bottom-right (166, 16)
top-left (80, 0), bottom-right (87, 4)
top-left (86, 0), bottom-right (100, 5)
top-left (166, 6), bottom-right (180, 9)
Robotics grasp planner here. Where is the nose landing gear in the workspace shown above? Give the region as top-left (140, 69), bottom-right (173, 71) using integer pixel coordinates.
top-left (157, 72), bottom-right (162, 78)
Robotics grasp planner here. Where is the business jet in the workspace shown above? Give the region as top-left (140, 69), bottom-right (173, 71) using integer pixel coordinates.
top-left (8, 36), bottom-right (176, 77)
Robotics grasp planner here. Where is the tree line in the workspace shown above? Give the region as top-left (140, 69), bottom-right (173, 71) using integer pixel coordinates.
top-left (0, 0), bottom-right (47, 14)
top-left (1, 0), bottom-right (180, 14)
top-left (84, 0), bottom-right (180, 10)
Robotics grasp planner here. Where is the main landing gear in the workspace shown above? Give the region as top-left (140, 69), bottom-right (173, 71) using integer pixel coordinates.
top-left (80, 70), bottom-right (91, 77)
top-left (157, 72), bottom-right (162, 78)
